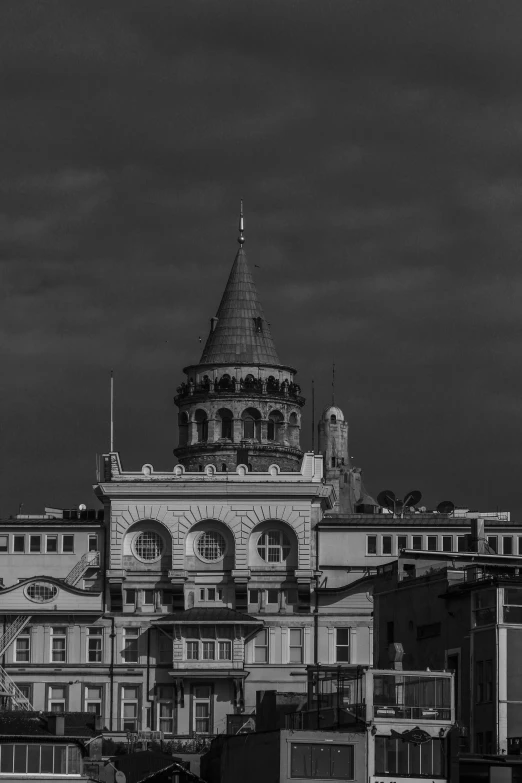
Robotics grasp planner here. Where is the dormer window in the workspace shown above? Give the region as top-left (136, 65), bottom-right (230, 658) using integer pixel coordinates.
top-left (253, 317), bottom-right (263, 333)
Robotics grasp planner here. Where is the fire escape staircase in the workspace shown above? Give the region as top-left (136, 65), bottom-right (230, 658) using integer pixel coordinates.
top-left (0, 552), bottom-right (101, 711)
top-left (64, 550), bottom-right (100, 586)
top-left (0, 616), bottom-right (33, 710)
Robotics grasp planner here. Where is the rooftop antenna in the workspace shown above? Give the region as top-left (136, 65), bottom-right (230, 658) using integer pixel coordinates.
top-left (332, 362), bottom-right (335, 406)
top-left (110, 369), bottom-right (114, 452)
top-left (238, 199), bottom-right (245, 246)
top-left (311, 379), bottom-right (315, 452)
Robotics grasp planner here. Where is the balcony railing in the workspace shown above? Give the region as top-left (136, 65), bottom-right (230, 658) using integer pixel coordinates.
top-left (374, 705), bottom-right (452, 720)
top-left (175, 376), bottom-right (304, 403)
top-left (286, 705), bottom-right (365, 731)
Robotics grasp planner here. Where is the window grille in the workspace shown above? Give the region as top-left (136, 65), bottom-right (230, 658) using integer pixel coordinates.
top-left (134, 532), bottom-right (163, 561)
top-left (197, 531), bottom-right (226, 561)
top-left (257, 531), bottom-right (290, 563)
top-left (26, 582), bottom-right (58, 603)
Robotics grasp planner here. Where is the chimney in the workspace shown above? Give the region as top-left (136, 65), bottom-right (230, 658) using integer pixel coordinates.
top-left (47, 715), bottom-right (64, 736)
top-left (470, 518), bottom-right (486, 554)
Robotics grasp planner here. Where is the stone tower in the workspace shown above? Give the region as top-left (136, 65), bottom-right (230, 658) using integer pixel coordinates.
top-left (318, 405), bottom-right (349, 509)
top-left (174, 208), bottom-right (305, 472)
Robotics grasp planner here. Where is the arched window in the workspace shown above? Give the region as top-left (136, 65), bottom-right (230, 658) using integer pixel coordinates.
top-left (257, 531), bottom-right (291, 563)
top-left (178, 412), bottom-right (189, 446)
top-left (221, 463), bottom-right (227, 472)
top-left (195, 410), bottom-right (208, 442)
top-left (242, 408), bottom-right (261, 441)
top-left (331, 457), bottom-right (336, 468)
top-left (196, 531), bottom-right (227, 562)
top-left (248, 463), bottom-right (253, 472)
top-left (267, 411), bottom-right (284, 442)
top-left (217, 408), bottom-right (233, 440)
top-left (330, 414), bottom-right (337, 423)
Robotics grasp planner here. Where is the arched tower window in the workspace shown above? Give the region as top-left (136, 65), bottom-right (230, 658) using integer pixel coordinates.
top-left (242, 408), bottom-right (261, 441)
top-left (217, 408), bottom-right (233, 440)
top-left (267, 411), bottom-right (284, 442)
top-left (178, 412), bottom-right (189, 446)
top-left (195, 410), bottom-right (208, 442)
top-left (330, 414), bottom-right (337, 423)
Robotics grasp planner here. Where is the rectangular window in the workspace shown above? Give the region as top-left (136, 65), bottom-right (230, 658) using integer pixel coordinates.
top-left (157, 685), bottom-right (176, 735)
top-left (375, 736), bottom-right (443, 776)
top-left (85, 685), bottom-right (103, 715)
top-left (290, 742), bottom-right (354, 779)
top-left (193, 686), bottom-right (212, 734)
top-left (442, 535), bottom-right (453, 552)
top-left (249, 589), bottom-right (260, 605)
top-left (208, 588), bottom-right (216, 601)
top-left (62, 535), bottom-right (74, 553)
top-left (503, 536), bottom-right (513, 555)
top-left (397, 535), bottom-right (407, 551)
top-left (218, 641), bottom-right (232, 660)
top-left (187, 641), bottom-right (199, 660)
top-left (88, 534), bottom-right (98, 552)
top-left (202, 641), bottom-right (215, 660)
top-left (13, 536), bottom-right (25, 553)
top-left (485, 730), bottom-right (493, 754)
top-left (485, 660), bottom-right (493, 702)
top-left (267, 589), bottom-right (279, 604)
top-left (473, 588), bottom-right (497, 626)
top-left (0, 535), bottom-right (7, 553)
top-left (143, 590), bottom-right (154, 606)
top-left (335, 628), bottom-right (350, 663)
top-left (412, 535), bottom-right (422, 551)
top-left (487, 535), bottom-right (498, 553)
top-left (122, 628), bottom-right (139, 663)
top-left (125, 589), bottom-right (136, 606)
top-left (367, 535), bottom-right (377, 555)
top-left (29, 535), bottom-right (41, 553)
top-left (51, 628), bottom-right (67, 663)
top-left (158, 632), bottom-right (173, 664)
top-left (199, 588), bottom-right (205, 601)
top-left (46, 536), bottom-right (58, 553)
top-left (121, 685), bottom-right (140, 732)
top-left (476, 660), bottom-right (484, 703)
top-left (476, 732), bottom-right (484, 754)
top-left (519, 537), bottom-right (522, 556)
top-left (48, 685), bottom-right (67, 712)
top-left (87, 627), bottom-right (103, 663)
top-left (254, 629), bottom-right (268, 663)
top-left (457, 536), bottom-right (468, 552)
top-left (0, 744), bottom-right (80, 775)
top-left (15, 634), bottom-right (31, 663)
top-left (504, 587), bottom-right (522, 623)
top-left (386, 621), bottom-right (394, 644)
top-left (289, 628), bottom-right (303, 664)
top-left (382, 536), bottom-right (392, 555)
top-left (427, 535), bottom-right (438, 551)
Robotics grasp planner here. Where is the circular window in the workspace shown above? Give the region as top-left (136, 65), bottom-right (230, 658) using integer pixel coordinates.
top-left (26, 582), bottom-right (58, 603)
top-left (133, 531), bottom-right (164, 562)
top-left (257, 531), bottom-right (291, 563)
top-left (196, 531), bottom-right (227, 562)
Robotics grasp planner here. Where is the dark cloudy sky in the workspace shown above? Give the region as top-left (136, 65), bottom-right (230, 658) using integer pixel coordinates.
top-left (2, 0), bottom-right (521, 517)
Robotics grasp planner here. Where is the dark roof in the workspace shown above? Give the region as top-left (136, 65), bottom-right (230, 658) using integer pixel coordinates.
top-left (116, 751), bottom-right (206, 783)
top-left (199, 246), bottom-right (281, 366)
top-left (153, 607), bottom-right (261, 624)
top-left (0, 712), bottom-right (98, 739)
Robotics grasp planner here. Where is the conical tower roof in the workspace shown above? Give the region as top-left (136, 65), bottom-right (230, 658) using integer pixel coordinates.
top-left (199, 227), bottom-right (281, 366)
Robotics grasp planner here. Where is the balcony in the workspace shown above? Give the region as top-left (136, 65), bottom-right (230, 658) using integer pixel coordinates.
top-left (290, 666), bottom-right (455, 730)
top-left (373, 673), bottom-right (452, 722)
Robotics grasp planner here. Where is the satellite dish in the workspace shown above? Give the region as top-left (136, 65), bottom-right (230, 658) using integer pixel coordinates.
top-left (437, 500), bottom-right (455, 515)
top-left (115, 773), bottom-right (126, 783)
top-left (403, 490), bottom-right (422, 508)
top-left (78, 504), bottom-right (87, 511)
top-left (377, 490), bottom-right (396, 509)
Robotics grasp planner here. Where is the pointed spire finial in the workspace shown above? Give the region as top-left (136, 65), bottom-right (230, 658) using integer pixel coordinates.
top-left (238, 199), bottom-right (245, 246)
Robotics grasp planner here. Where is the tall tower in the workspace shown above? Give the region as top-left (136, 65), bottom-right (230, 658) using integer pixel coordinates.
top-left (318, 404), bottom-right (349, 509)
top-left (174, 207), bottom-right (305, 472)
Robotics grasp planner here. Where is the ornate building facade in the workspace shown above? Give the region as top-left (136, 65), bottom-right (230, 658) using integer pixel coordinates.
top-left (0, 212), bottom-right (518, 749)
